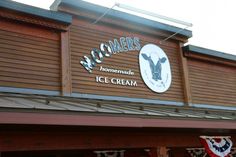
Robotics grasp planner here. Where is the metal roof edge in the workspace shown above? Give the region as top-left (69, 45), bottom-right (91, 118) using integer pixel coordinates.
top-left (1, 88), bottom-right (235, 113)
top-left (183, 45), bottom-right (236, 62)
top-left (190, 103), bottom-right (236, 111)
top-left (0, 86), bottom-right (60, 96)
top-left (50, 0), bottom-right (192, 38)
top-left (71, 93), bottom-right (184, 106)
top-left (0, 93), bottom-right (236, 122)
top-left (0, 0), bottom-right (72, 24)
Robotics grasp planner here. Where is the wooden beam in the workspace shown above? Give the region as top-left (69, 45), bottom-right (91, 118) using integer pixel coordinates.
top-left (0, 128), bottom-right (235, 152)
top-left (61, 31), bottom-right (72, 96)
top-left (179, 42), bottom-right (192, 105)
top-left (1, 111), bottom-right (236, 129)
top-left (0, 130), bottom-right (200, 152)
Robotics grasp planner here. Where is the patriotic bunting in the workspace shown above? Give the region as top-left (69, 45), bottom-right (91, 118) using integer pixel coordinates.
top-left (200, 136), bottom-right (233, 157)
top-left (187, 148), bottom-right (236, 157)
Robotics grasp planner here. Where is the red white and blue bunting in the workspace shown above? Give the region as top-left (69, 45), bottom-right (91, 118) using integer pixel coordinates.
top-left (200, 136), bottom-right (233, 157)
top-left (187, 148), bottom-right (236, 157)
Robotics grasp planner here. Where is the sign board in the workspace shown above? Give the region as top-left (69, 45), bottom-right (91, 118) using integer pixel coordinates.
top-left (70, 23), bottom-right (184, 103)
top-left (80, 37), bottom-right (172, 93)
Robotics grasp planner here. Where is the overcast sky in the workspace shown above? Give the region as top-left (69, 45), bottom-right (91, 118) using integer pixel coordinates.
top-left (13, 0), bottom-right (236, 55)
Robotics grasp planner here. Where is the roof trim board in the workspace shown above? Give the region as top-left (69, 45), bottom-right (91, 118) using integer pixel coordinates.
top-left (0, 87), bottom-right (235, 111)
top-left (0, 111), bottom-right (235, 129)
top-left (183, 45), bottom-right (236, 62)
top-left (50, 0), bottom-right (192, 38)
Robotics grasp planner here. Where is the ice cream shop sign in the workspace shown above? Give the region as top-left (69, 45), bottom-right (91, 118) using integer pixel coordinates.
top-left (80, 36), bottom-right (172, 93)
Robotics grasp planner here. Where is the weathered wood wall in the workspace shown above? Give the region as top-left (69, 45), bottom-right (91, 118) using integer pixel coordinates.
top-left (188, 58), bottom-right (236, 106)
top-left (0, 18), bottom-right (61, 91)
top-left (0, 4), bottom-right (235, 108)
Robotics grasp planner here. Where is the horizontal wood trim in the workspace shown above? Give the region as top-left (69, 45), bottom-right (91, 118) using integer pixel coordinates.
top-left (0, 21), bottom-right (61, 92)
top-left (0, 76), bottom-right (60, 86)
top-left (1, 111), bottom-right (236, 128)
top-left (0, 52), bottom-right (59, 65)
top-left (190, 79), bottom-right (236, 91)
top-left (189, 69), bottom-right (236, 82)
top-left (188, 60), bottom-right (236, 74)
top-left (0, 57), bottom-right (59, 69)
top-left (0, 62), bottom-right (60, 75)
top-left (0, 18), bottom-right (60, 40)
top-left (0, 9), bottom-right (69, 30)
top-left (0, 81), bottom-right (60, 91)
top-left (0, 71), bottom-right (59, 82)
top-left (0, 37), bottom-right (59, 53)
top-left (184, 50), bottom-right (236, 67)
top-left (191, 92), bottom-right (236, 101)
top-left (0, 43), bottom-right (59, 57)
top-left (0, 47), bottom-right (59, 61)
top-left (188, 59), bottom-right (236, 107)
top-left (0, 29), bottom-right (59, 48)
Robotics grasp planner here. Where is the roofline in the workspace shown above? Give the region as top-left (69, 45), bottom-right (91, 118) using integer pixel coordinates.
top-left (183, 45), bottom-right (236, 62)
top-left (50, 0), bottom-right (192, 38)
top-left (0, 0), bottom-right (72, 25)
top-left (0, 87), bottom-right (235, 112)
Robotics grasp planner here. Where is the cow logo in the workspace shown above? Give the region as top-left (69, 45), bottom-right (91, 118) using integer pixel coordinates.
top-left (139, 44), bottom-right (172, 93)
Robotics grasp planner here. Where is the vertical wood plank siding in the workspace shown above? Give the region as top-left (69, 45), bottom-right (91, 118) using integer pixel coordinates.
top-left (0, 19), bottom-right (61, 91)
top-left (70, 19), bottom-right (185, 102)
top-left (188, 59), bottom-right (236, 106)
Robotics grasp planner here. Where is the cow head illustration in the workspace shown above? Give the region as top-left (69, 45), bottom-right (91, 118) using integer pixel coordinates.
top-left (142, 53), bottom-right (167, 81)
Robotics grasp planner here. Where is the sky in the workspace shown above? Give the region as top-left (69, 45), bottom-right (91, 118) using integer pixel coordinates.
top-left (13, 0), bottom-right (236, 55)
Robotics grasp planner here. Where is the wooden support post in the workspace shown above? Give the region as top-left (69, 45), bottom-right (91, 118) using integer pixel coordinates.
top-left (179, 42), bottom-right (192, 106)
top-left (149, 147), bottom-right (169, 157)
top-left (61, 31), bottom-right (72, 96)
top-left (158, 147), bottom-right (169, 157)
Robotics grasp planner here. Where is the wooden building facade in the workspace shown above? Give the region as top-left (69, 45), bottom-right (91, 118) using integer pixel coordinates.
top-left (0, 0), bottom-right (235, 157)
